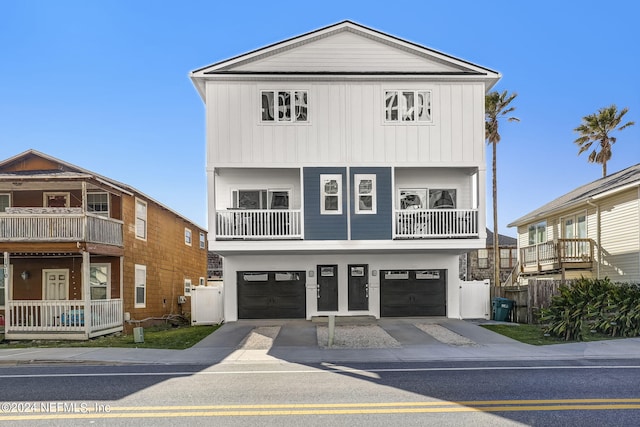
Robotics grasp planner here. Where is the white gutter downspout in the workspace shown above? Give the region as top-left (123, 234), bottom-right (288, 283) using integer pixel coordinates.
top-left (586, 199), bottom-right (600, 279)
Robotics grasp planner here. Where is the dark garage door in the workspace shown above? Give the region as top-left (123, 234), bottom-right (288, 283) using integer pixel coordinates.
top-left (380, 269), bottom-right (446, 317)
top-left (237, 271), bottom-right (306, 319)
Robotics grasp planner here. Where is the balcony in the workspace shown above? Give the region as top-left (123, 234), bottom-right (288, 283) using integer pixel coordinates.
top-left (520, 238), bottom-right (594, 274)
top-left (216, 209), bottom-right (302, 240)
top-left (394, 209), bottom-right (479, 239)
top-left (0, 208), bottom-right (123, 246)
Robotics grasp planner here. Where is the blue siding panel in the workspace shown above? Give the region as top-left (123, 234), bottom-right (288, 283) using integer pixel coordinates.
top-left (303, 167), bottom-right (348, 240)
top-left (350, 167), bottom-right (392, 240)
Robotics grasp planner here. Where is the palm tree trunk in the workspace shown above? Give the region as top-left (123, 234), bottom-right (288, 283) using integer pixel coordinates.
top-left (492, 141), bottom-right (500, 288)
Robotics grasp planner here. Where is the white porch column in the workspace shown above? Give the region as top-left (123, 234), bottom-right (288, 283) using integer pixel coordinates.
top-left (82, 250), bottom-right (90, 336)
top-left (3, 252), bottom-right (9, 328)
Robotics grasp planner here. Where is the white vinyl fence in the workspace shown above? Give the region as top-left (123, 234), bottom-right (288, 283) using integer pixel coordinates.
top-left (459, 280), bottom-right (491, 319)
top-left (191, 285), bottom-right (224, 325)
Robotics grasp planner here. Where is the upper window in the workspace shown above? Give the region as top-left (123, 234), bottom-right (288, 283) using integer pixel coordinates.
top-left (90, 264), bottom-right (110, 300)
top-left (185, 228), bottom-right (192, 246)
top-left (500, 248), bottom-right (518, 269)
top-left (199, 232), bottom-right (206, 249)
top-left (135, 199), bottom-right (147, 240)
top-left (355, 174), bottom-right (376, 214)
top-left (0, 194), bottom-right (10, 213)
top-left (385, 90), bottom-right (432, 123)
top-left (399, 188), bottom-right (456, 210)
top-left (477, 249), bottom-right (489, 269)
top-left (528, 221), bottom-right (547, 245)
top-left (429, 189), bottom-right (456, 209)
top-left (44, 192), bottom-right (70, 208)
top-left (232, 189), bottom-right (290, 210)
top-left (261, 90), bottom-right (308, 123)
top-left (87, 192), bottom-right (109, 216)
top-left (320, 174), bottom-right (342, 215)
top-left (135, 264), bottom-right (146, 308)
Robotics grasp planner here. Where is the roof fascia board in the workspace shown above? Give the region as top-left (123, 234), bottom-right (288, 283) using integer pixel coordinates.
top-left (591, 181), bottom-right (640, 200)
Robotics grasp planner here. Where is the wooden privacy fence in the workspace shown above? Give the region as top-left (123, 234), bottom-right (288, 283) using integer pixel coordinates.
top-left (492, 279), bottom-right (571, 324)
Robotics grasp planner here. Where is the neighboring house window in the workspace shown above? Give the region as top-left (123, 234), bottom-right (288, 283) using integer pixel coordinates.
top-left (44, 192), bottom-right (70, 208)
top-left (199, 232), bottom-right (206, 249)
top-left (184, 278), bottom-right (192, 295)
top-left (90, 264), bottom-right (110, 300)
top-left (500, 249), bottom-right (517, 269)
top-left (477, 249), bottom-right (489, 269)
top-left (385, 90), bottom-right (432, 123)
top-left (0, 194), bottom-right (10, 212)
top-left (261, 90), bottom-right (308, 123)
top-left (135, 199), bottom-right (147, 240)
top-left (135, 264), bottom-right (146, 308)
top-left (355, 174), bottom-right (376, 214)
top-left (320, 174), bottom-right (342, 215)
top-left (232, 189), bottom-right (290, 209)
top-left (528, 221), bottom-right (546, 245)
top-left (87, 192), bottom-right (109, 216)
top-left (185, 228), bottom-right (192, 246)
top-left (429, 189), bottom-right (456, 209)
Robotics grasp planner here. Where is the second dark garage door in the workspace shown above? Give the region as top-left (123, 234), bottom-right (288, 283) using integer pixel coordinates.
top-left (237, 271), bottom-right (306, 319)
top-left (380, 269), bottom-right (446, 317)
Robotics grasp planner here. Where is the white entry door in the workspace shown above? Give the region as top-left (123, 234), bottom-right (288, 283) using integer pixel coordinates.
top-left (43, 269), bottom-right (68, 300)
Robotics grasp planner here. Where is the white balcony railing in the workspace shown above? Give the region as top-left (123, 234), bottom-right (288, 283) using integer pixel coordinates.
top-left (5, 299), bottom-right (123, 334)
top-left (216, 209), bottom-right (302, 240)
top-left (0, 212), bottom-right (123, 246)
top-left (394, 209), bottom-right (478, 238)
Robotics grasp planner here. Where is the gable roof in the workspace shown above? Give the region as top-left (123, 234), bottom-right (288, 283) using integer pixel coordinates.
top-left (0, 149), bottom-right (205, 230)
top-left (508, 163), bottom-right (640, 227)
top-left (190, 20), bottom-right (501, 99)
top-left (485, 228), bottom-right (517, 247)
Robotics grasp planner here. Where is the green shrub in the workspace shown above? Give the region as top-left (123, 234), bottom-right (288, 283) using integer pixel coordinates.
top-left (540, 277), bottom-right (640, 341)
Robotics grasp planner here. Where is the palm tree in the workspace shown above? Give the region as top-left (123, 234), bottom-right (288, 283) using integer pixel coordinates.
top-left (485, 90), bottom-right (519, 288)
top-left (574, 105), bottom-right (635, 177)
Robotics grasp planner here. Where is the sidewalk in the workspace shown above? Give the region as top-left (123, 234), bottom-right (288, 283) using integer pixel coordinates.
top-left (2, 318), bottom-right (640, 366)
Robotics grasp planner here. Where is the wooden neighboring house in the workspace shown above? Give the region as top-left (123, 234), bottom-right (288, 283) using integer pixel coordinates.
top-left (461, 229), bottom-right (517, 285)
top-left (191, 21), bottom-right (501, 321)
top-left (0, 150), bottom-right (207, 340)
top-left (507, 163), bottom-right (640, 283)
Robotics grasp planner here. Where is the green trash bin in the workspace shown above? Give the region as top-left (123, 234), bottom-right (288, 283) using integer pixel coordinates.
top-left (492, 297), bottom-right (514, 321)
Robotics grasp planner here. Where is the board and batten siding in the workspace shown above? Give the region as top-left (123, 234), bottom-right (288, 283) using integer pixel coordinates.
top-left (303, 167), bottom-right (348, 240)
top-left (350, 167), bottom-right (392, 240)
top-left (206, 81), bottom-right (485, 167)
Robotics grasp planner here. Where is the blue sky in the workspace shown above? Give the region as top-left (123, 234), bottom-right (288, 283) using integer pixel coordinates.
top-left (1, 1), bottom-right (638, 235)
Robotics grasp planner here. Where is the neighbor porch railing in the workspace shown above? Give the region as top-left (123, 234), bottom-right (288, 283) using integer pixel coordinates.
top-left (5, 299), bottom-right (123, 334)
top-left (216, 209), bottom-right (302, 239)
top-left (0, 212), bottom-right (123, 246)
top-left (520, 238), bottom-right (594, 271)
top-left (394, 209), bottom-right (478, 238)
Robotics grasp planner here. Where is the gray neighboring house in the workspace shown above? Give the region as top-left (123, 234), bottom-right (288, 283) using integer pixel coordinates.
top-left (508, 163), bottom-right (640, 283)
top-left (460, 228), bottom-right (517, 285)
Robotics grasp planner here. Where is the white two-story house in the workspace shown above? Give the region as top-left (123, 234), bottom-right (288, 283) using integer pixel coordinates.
top-left (191, 21), bottom-right (500, 321)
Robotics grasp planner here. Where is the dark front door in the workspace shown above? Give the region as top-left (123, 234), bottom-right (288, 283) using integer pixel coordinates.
top-left (317, 265), bottom-right (338, 311)
top-left (348, 264), bottom-right (369, 311)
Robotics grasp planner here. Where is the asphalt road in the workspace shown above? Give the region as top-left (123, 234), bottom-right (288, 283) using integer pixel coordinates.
top-left (1, 359), bottom-right (640, 426)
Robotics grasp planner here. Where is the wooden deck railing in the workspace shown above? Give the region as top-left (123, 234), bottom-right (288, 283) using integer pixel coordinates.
top-left (216, 210), bottom-right (302, 239)
top-left (0, 213), bottom-right (123, 246)
top-left (394, 209), bottom-right (478, 238)
top-left (520, 239), bottom-right (594, 271)
top-left (5, 299), bottom-right (123, 334)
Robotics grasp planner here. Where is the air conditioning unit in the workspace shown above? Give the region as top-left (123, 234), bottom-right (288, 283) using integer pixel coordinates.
top-left (177, 295), bottom-right (187, 304)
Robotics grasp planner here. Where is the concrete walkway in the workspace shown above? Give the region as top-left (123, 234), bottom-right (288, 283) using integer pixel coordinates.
top-left (1, 318), bottom-right (640, 366)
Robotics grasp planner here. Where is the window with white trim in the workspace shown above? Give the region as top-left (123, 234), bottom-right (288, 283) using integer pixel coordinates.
top-left (185, 228), bottom-right (192, 246)
top-left (320, 174), bottom-right (342, 215)
top-left (87, 192), bottom-right (109, 216)
top-left (232, 189), bottom-right (290, 210)
top-left (261, 90), bottom-right (308, 123)
top-left (199, 232), bottom-right (206, 249)
top-left (134, 264), bottom-right (146, 308)
top-left (184, 278), bottom-right (192, 295)
top-left (385, 90), bottom-right (432, 123)
top-left (0, 194), bottom-right (10, 213)
top-left (135, 199), bottom-right (147, 240)
top-left (90, 263), bottom-right (110, 300)
top-left (44, 192), bottom-right (70, 208)
top-left (355, 174), bottom-right (376, 214)
top-left (528, 221), bottom-right (547, 245)
top-left (477, 249), bottom-right (489, 269)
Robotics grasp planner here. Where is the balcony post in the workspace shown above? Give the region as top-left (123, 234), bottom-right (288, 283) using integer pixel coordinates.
top-left (3, 252), bottom-right (9, 328)
top-left (82, 250), bottom-right (91, 336)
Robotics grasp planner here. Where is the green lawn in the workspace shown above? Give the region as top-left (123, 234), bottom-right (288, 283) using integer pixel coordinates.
top-left (0, 324), bottom-right (220, 350)
top-left (482, 323), bottom-right (619, 346)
